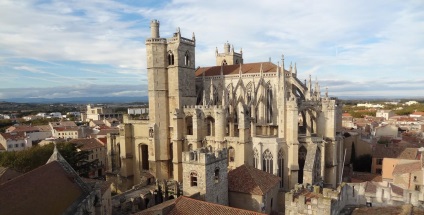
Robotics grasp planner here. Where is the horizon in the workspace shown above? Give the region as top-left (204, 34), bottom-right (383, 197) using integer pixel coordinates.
top-left (1, 0), bottom-right (423, 99)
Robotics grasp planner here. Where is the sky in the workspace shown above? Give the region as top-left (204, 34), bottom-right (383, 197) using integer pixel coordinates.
top-left (0, 0), bottom-right (423, 99)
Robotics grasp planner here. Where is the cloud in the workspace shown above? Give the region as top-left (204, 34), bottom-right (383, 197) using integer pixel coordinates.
top-left (0, 0), bottom-right (423, 98)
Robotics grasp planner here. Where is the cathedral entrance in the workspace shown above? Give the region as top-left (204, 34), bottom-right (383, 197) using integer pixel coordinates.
top-left (298, 146), bottom-right (307, 183)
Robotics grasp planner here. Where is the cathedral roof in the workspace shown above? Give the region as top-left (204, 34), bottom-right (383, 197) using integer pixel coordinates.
top-left (0, 161), bottom-right (85, 215)
top-left (228, 164), bottom-right (280, 195)
top-left (195, 62), bottom-right (279, 77)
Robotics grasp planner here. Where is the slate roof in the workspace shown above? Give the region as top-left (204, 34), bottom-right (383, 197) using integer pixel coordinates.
top-left (195, 62), bottom-right (281, 77)
top-left (0, 161), bottom-right (85, 215)
top-left (392, 161), bottom-right (422, 175)
top-left (228, 164), bottom-right (280, 195)
top-left (69, 138), bottom-right (105, 151)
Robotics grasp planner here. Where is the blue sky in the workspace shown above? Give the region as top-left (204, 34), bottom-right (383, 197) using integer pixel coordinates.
top-left (0, 0), bottom-right (423, 99)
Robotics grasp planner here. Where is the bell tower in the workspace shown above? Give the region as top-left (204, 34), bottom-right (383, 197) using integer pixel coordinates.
top-left (146, 20), bottom-right (196, 180)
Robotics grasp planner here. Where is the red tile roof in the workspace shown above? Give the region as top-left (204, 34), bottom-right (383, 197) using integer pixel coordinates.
top-left (0, 161), bottom-right (84, 215)
top-left (350, 172), bottom-right (382, 183)
top-left (69, 138), bottom-right (105, 151)
top-left (392, 161), bottom-right (422, 175)
top-left (169, 196), bottom-right (265, 215)
top-left (195, 62), bottom-right (280, 77)
top-left (372, 145), bottom-right (418, 159)
top-left (228, 164), bottom-right (280, 195)
top-left (0, 132), bottom-right (26, 141)
top-left (390, 183), bottom-right (404, 196)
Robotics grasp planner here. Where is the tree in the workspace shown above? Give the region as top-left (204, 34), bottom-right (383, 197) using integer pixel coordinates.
top-left (0, 142), bottom-right (94, 176)
top-left (352, 154), bottom-right (372, 172)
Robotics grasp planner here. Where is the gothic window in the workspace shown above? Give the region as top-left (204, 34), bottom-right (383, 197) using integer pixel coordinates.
top-left (262, 149), bottom-right (273, 174)
top-left (266, 84), bottom-right (273, 123)
top-left (236, 59), bottom-right (239, 64)
top-left (222, 59), bottom-right (227, 65)
top-left (278, 149), bottom-right (284, 188)
top-left (253, 148), bottom-right (259, 168)
top-left (246, 82), bottom-right (253, 104)
top-left (169, 142), bottom-right (174, 178)
top-left (168, 51), bottom-right (174, 65)
top-left (188, 144), bottom-right (193, 151)
top-left (190, 172), bottom-right (198, 187)
top-left (228, 147), bottom-right (235, 162)
top-left (184, 51), bottom-right (191, 66)
top-left (186, 116), bottom-right (193, 135)
top-left (214, 168), bottom-right (220, 183)
top-left (314, 148), bottom-right (321, 183)
top-left (206, 116), bottom-right (215, 136)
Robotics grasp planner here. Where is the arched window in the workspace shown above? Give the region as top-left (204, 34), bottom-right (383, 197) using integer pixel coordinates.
top-left (228, 147), bottom-right (235, 162)
top-left (168, 51), bottom-right (174, 65)
top-left (253, 148), bottom-right (259, 168)
top-left (186, 116), bottom-right (193, 135)
top-left (262, 149), bottom-right (273, 174)
top-left (214, 168), bottom-right (220, 183)
top-left (190, 172), bottom-right (197, 187)
top-left (278, 149), bottom-right (284, 188)
top-left (140, 144), bottom-right (149, 171)
top-left (206, 116), bottom-right (215, 136)
top-left (222, 59), bottom-right (227, 65)
top-left (184, 51), bottom-right (190, 66)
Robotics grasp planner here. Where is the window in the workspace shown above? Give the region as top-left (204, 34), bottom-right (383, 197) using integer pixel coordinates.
top-left (376, 168), bottom-right (382, 174)
top-left (278, 149), bottom-right (284, 188)
top-left (228, 147), bottom-right (235, 162)
top-left (190, 172), bottom-right (198, 187)
top-left (184, 51), bottom-right (190, 66)
top-left (414, 176), bottom-right (417, 182)
top-left (376, 158), bottom-right (383, 165)
top-left (8, 144), bottom-right (12, 148)
top-left (353, 186), bottom-right (355, 197)
top-left (253, 148), bottom-right (259, 168)
top-left (262, 149), bottom-right (273, 174)
top-left (415, 185), bottom-right (420, 191)
top-left (15, 144), bottom-right (18, 148)
top-left (168, 51), bottom-right (174, 65)
top-left (214, 168), bottom-right (219, 183)
top-left (21, 143), bottom-right (24, 147)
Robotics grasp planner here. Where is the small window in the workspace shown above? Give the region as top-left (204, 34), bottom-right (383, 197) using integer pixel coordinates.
top-left (376, 168), bottom-right (382, 174)
top-left (214, 168), bottom-right (220, 183)
top-left (21, 143), bottom-right (24, 147)
top-left (190, 172), bottom-right (198, 187)
top-left (414, 176), bottom-right (417, 182)
top-left (15, 144), bottom-right (18, 148)
top-left (8, 144), bottom-right (12, 148)
top-left (376, 158), bottom-right (383, 165)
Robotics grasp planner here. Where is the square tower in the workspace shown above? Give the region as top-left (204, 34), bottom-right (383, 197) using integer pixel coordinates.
top-left (182, 147), bottom-right (229, 206)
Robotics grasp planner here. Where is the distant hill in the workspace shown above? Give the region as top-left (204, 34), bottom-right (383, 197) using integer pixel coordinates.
top-left (1, 96), bottom-right (148, 104)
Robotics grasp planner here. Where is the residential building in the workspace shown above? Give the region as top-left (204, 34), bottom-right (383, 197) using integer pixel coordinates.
top-left (0, 132), bottom-right (32, 152)
top-left (376, 109), bottom-right (394, 120)
top-left (70, 138), bottom-right (107, 178)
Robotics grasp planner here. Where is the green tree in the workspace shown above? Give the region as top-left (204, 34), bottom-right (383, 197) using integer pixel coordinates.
top-left (0, 142), bottom-right (94, 176)
top-left (352, 154), bottom-right (372, 172)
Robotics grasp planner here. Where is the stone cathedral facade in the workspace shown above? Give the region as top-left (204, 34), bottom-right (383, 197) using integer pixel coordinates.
top-left (106, 20), bottom-right (344, 194)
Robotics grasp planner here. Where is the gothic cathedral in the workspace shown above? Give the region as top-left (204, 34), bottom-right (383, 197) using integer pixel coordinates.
top-left (106, 20), bottom-right (343, 192)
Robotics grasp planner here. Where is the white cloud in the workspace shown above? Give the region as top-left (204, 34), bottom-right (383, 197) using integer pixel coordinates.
top-left (0, 0), bottom-right (423, 98)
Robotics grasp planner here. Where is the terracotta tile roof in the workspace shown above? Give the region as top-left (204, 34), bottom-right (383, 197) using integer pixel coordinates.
top-left (55, 126), bottom-right (79, 132)
top-left (137, 198), bottom-right (177, 215)
top-left (50, 121), bottom-right (77, 128)
top-left (350, 172), bottom-right (382, 183)
top-left (34, 125), bottom-right (52, 132)
top-left (392, 161), bottom-right (422, 175)
top-left (0, 132), bottom-right (26, 141)
top-left (364, 181), bottom-right (377, 194)
top-left (168, 196), bottom-right (265, 215)
top-left (8, 125), bottom-right (39, 133)
top-left (0, 167), bottom-right (22, 184)
top-left (372, 145), bottom-right (418, 159)
top-left (390, 183), bottom-right (404, 196)
top-left (0, 161), bottom-right (84, 215)
top-left (195, 62), bottom-right (279, 77)
top-left (228, 164), bottom-right (280, 195)
top-left (97, 128), bottom-right (119, 135)
top-left (69, 138), bottom-right (105, 151)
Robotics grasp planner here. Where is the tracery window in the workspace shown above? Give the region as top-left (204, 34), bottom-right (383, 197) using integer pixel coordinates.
top-left (262, 149), bottom-right (273, 174)
top-left (253, 148), bottom-right (259, 168)
top-left (266, 84), bottom-right (273, 123)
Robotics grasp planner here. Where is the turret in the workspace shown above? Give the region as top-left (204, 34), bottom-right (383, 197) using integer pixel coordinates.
top-left (150, 19), bottom-right (160, 38)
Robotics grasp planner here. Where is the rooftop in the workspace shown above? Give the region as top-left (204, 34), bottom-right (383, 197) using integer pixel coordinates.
top-left (228, 164), bottom-right (280, 195)
top-left (195, 62), bottom-right (282, 77)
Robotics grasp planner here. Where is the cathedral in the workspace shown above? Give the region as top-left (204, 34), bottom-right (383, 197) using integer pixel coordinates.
top-left (106, 20), bottom-right (343, 194)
